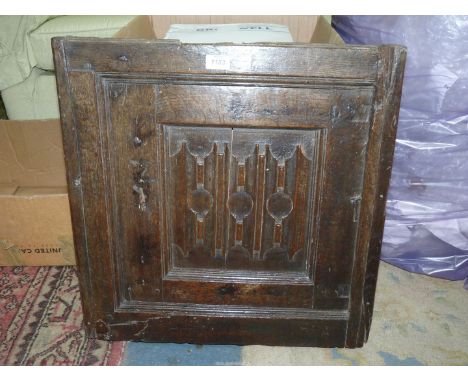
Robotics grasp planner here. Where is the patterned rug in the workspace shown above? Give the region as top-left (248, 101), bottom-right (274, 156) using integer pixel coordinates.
top-left (0, 266), bottom-right (125, 365)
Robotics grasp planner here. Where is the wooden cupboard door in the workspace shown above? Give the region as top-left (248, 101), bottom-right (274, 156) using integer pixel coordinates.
top-left (100, 80), bottom-right (374, 311)
top-left (53, 38), bottom-right (406, 346)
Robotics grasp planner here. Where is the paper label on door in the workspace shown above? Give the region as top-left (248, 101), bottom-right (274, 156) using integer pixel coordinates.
top-left (205, 55), bottom-right (231, 70)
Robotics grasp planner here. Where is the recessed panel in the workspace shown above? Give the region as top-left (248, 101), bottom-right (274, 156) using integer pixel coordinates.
top-left (164, 125), bottom-right (324, 278)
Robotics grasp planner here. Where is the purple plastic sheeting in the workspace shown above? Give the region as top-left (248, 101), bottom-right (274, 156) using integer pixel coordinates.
top-left (332, 16), bottom-right (468, 288)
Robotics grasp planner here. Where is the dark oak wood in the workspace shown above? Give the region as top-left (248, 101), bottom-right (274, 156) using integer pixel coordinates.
top-left (53, 37), bottom-right (406, 347)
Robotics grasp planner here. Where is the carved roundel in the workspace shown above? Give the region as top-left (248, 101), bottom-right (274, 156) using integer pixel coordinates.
top-left (228, 191), bottom-right (254, 221)
top-left (267, 191), bottom-right (293, 221)
top-left (188, 188), bottom-right (213, 218)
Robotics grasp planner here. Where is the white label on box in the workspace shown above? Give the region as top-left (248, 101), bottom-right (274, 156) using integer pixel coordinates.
top-left (205, 55), bottom-right (231, 70)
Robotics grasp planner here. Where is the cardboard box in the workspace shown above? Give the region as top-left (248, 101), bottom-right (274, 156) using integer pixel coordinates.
top-left (148, 15), bottom-right (342, 43)
top-left (0, 15), bottom-right (343, 266)
top-left (0, 119), bottom-right (73, 265)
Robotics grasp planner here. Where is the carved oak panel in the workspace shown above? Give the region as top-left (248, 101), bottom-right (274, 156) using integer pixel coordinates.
top-left (165, 125), bottom-right (323, 275)
top-left (53, 38), bottom-right (406, 347)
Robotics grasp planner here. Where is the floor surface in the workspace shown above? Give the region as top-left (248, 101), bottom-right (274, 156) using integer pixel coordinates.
top-left (121, 262), bottom-right (468, 365)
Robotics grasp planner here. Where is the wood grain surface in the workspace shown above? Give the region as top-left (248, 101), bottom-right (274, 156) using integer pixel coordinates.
top-left (53, 37), bottom-right (406, 347)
